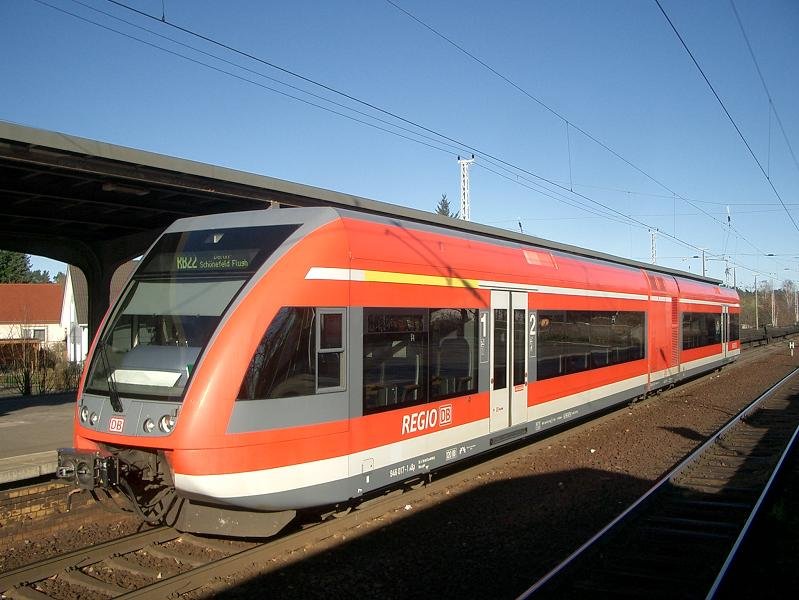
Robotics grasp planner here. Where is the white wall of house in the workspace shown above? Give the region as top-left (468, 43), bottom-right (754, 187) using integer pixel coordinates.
top-left (0, 322), bottom-right (64, 345)
top-left (60, 268), bottom-right (89, 363)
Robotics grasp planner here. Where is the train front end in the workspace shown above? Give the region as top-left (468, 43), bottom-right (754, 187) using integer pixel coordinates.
top-left (56, 209), bottom-right (330, 537)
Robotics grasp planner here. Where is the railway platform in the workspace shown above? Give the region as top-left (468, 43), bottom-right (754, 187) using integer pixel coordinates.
top-left (0, 392), bottom-right (74, 485)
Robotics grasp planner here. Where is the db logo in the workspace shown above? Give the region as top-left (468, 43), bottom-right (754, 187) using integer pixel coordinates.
top-left (109, 416), bottom-right (125, 433)
top-left (439, 405), bottom-right (453, 426)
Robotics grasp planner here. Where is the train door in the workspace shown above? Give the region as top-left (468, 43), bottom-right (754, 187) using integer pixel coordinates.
top-left (721, 305), bottom-right (729, 358)
top-left (489, 290), bottom-right (528, 432)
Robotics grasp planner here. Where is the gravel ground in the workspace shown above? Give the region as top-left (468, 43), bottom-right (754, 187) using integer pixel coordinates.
top-left (0, 517), bottom-right (143, 574)
top-left (1, 341), bottom-right (796, 599)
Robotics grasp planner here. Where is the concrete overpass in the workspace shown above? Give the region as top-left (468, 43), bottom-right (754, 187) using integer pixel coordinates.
top-left (0, 121), bottom-right (406, 338)
top-left (1, 121), bottom-right (718, 343)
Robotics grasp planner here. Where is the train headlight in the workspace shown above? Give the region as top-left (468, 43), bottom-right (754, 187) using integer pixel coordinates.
top-left (158, 414), bottom-right (176, 433)
top-left (143, 418), bottom-right (155, 433)
top-left (80, 406), bottom-right (89, 423)
top-left (90, 412), bottom-right (99, 425)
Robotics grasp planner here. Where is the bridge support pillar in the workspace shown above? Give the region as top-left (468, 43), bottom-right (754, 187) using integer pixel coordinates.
top-left (1, 230), bottom-right (160, 343)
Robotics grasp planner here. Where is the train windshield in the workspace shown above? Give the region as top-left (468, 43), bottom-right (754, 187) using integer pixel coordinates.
top-left (85, 224), bottom-right (299, 401)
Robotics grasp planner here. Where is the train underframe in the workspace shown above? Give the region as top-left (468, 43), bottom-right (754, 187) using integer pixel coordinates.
top-left (56, 446), bottom-right (296, 538)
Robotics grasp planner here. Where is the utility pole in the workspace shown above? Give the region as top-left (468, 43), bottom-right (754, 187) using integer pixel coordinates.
top-left (724, 258), bottom-right (731, 287)
top-left (458, 155), bottom-right (475, 222)
top-left (772, 278), bottom-right (776, 326)
top-left (701, 249), bottom-right (706, 277)
top-left (754, 275), bottom-right (759, 329)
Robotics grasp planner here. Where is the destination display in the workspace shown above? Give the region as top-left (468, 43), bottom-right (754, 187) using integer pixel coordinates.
top-left (137, 224), bottom-right (300, 277)
top-left (174, 250), bottom-right (257, 272)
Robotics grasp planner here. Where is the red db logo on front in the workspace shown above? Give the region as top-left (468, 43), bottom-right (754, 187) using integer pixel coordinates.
top-left (109, 416), bottom-right (125, 433)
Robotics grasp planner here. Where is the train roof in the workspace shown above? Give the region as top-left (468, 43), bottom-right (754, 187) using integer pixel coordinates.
top-left (1, 120), bottom-right (721, 286)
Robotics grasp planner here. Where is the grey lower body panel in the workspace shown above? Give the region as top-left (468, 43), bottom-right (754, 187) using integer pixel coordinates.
top-left (180, 382), bottom-right (655, 512)
top-left (178, 357), bottom-right (738, 514)
top-left (678, 357), bottom-right (734, 382)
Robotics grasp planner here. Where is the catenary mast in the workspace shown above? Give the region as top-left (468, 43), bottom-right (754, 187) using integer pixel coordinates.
top-left (458, 155), bottom-right (475, 221)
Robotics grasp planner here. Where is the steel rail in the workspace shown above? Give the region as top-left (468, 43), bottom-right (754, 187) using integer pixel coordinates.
top-left (0, 527), bottom-right (176, 592)
top-left (705, 417), bottom-right (799, 599)
top-left (115, 487), bottom-right (438, 598)
top-left (518, 366), bottom-right (799, 599)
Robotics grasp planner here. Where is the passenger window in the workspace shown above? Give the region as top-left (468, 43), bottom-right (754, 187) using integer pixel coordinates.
top-left (430, 308), bottom-right (478, 400)
top-left (537, 310), bottom-right (646, 380)
top-left (363, 309), bottom-right (428, 413)
top-left (681, 312), bottom-right (722, 349)
top-left (362, 307), bottom-right (479, 414)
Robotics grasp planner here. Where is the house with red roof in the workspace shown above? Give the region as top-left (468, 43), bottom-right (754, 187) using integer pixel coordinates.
top-left (0, 260), bottom-right (137, 365)
top-left (0, 283), bottom-right (65, 348)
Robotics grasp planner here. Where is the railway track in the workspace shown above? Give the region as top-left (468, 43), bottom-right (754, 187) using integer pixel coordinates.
top-left (0, 486), bottom-right (416, 600)
top-left (1, 424), bottom-right (582, 600)
top-left (520, 366), bottom-right (799, 600)
top-left (2, 343), bottom-right (795, 599)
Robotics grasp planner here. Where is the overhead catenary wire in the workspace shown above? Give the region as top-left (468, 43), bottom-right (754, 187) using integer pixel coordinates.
top-left (60, 0), bottom-right (479, 160)
top-left (107, 0), bottom-right (796, 269)
top-left (57, 0), bottom-right (660, 234)
top-left (654, 0), bottom-right (799, 234)
top-left (45, 0), bottom-right (710, 255)
top-left (476, 163), bottom-right (636, 229)
top-left (34, 0), bottom-right (465, 157)
top-left (729, 0), bottom-right (799, 177)
top-left (383, 0), bottom-right (783, 272)
top-left (50, 0), bottom-right (673, 240)
top-left (27, 0), bottom-right (790, 278)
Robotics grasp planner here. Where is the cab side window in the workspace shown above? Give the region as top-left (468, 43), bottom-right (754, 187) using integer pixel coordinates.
top-left (238, 307), bottom-right (346, 400)
top-left (317, 310), bottom-right (346, 391)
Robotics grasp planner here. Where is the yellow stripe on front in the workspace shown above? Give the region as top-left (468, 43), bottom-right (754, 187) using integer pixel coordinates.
top-left (361, 269), bottom-right (479, 288)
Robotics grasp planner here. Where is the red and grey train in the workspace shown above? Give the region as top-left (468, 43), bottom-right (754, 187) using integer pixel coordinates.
top-left (57, 206), bottom-right (740, 536)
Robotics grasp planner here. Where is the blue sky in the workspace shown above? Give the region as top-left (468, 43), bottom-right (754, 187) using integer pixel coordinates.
top-left (2, 0), bottom-right (798, 287)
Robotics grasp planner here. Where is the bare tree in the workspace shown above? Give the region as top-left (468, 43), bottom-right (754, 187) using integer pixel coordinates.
top-left (0, 315), bottom-right (65, 396)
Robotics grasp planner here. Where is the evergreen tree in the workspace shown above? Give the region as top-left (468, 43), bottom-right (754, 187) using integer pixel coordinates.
top-left (29, 269), bottom-right (52, 283)
top-left (435, 193), bottom-right (457, 218)
top-left (0, 251), bottom-right (34, 283)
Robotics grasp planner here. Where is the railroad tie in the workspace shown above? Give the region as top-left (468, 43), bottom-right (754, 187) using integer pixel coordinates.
top-left (60, 568), bottom-right (128, 596)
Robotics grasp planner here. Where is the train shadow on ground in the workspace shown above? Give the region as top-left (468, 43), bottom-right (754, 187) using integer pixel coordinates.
top-left (212, 467), bottom-right (652, 600)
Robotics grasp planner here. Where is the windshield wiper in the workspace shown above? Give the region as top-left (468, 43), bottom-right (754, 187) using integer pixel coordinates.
top-left (98, 341), bottom-right (124, 413)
